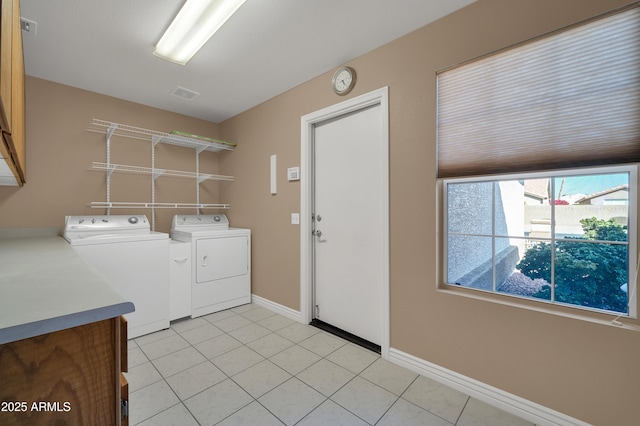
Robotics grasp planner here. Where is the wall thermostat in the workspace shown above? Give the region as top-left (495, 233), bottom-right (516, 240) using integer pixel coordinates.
top-left (287, 167), bottom-right (300, 181)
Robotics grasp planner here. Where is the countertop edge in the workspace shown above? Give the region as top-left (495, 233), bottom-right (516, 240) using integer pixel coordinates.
top-left (0, 301), bottom-right (135, 345)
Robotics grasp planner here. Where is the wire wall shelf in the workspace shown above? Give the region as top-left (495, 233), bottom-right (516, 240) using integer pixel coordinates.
top-left (90, 202), bottom-right (230, 210)
top-left (88, 119), bottom-right (235, 229)
top-left (91, 162), bottom-right (234, 183)
top-left (87, 119), bottom-right (235, 153)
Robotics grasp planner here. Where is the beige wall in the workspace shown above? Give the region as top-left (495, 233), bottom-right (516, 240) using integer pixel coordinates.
top-left (1, 0), bottom-right (638, 424)
top-left (218, 0), bottom-right (640, 424)
top-left (0, 76), bottom-right (221, 233)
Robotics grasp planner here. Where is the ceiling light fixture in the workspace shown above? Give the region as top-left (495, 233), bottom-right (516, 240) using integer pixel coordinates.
top-left (154, 0), bottom-right (246, 65)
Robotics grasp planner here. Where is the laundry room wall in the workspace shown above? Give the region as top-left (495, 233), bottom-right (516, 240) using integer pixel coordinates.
top-left (0, 77), bottom-right (222, 233)
top-left (218, 0), bottom-right (640, 425)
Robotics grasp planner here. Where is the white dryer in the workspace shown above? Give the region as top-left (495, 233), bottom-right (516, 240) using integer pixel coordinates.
top-left (171, 214), bottom-right (251, 318)
top-left (63, 215), bottom-right (170, 339)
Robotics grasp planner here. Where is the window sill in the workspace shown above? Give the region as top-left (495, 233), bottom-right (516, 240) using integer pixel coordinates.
top-left (438, 285), bottom-right (640, 332)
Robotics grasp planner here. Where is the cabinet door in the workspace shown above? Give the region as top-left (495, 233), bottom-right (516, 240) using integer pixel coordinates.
top-left (196, 235), bottom-right (249, 283)
top-left (9, 0), bottom-right (24, 181)
top-left (0, 0), bottom-right (24, 184)
top-left (0, 0), bottom-right (13, 133)
top-left (1, 131), bottom-right (20, 185)
top-left (0, 319), bottom-right (121, 425)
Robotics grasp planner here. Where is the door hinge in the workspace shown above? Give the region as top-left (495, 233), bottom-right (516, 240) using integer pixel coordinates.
top-left (121, 399), bottom-right (128, 419)
top-left (315, 304), bottom-right (320, 318)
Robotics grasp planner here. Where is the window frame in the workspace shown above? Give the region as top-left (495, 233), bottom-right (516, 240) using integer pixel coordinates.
top-left (441, 164), bottom-right (638, 319)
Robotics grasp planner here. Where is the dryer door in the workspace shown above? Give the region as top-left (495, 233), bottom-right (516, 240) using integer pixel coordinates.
top-left (196, 235), bottom-right (249, 283)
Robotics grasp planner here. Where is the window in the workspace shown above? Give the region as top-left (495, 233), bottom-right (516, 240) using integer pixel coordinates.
top-left (437, 6), bottom-right (639, 317)
top-left (444, 166), bottom-right (636, 316)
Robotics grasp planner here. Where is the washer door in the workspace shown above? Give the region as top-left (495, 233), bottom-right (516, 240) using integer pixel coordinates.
top-left (196, 235), bottom-right (249, 283)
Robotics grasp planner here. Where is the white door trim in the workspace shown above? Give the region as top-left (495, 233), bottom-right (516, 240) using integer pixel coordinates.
top-left (300, 86), bottom-right (390, 358)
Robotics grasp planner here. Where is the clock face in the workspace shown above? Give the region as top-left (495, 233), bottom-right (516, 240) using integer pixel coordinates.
top-left (332, 67), bottom-right (355, 95)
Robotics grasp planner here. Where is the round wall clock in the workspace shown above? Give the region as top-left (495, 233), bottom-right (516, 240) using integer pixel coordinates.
top-left (332, 66), bottom-right (356, 95)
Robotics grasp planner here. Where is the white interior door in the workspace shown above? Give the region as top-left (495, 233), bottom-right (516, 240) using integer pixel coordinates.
top-left (313, 103), bottom-right (385, 346)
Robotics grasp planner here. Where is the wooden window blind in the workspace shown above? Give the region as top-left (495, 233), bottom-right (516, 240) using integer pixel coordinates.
top-left (437, 5), bottom-right (640, 179)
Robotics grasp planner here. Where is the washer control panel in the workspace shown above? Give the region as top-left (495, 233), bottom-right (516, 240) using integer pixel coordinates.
top-left (171, 214), bottom-right (229, 231)
top-left (64, 215), bottom-right (150, 236)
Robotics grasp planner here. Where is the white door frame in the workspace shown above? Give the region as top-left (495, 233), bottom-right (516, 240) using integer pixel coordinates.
top-left (300, 86), bottom-right (390, 358)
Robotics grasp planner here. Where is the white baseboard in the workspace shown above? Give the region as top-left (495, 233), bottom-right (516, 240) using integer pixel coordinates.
top-left (251, 294), bottom-right (303, 323)
top-left (388, 348), bottom-right (589, 426)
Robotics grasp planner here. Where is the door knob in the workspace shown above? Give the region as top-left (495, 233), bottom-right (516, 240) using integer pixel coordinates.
top-left (313, 230), bottom-right (322, 237)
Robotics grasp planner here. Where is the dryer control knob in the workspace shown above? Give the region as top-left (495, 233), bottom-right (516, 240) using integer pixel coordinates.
top-left (128, 217), bottom-right (139, 224)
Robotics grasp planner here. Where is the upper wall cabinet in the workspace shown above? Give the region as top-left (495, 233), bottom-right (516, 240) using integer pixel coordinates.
top-left (0, 0), bottom-right (25, 186)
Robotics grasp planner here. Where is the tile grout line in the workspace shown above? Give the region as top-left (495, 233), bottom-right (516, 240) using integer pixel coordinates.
top-left (454, 396), bottom-right (471, 425)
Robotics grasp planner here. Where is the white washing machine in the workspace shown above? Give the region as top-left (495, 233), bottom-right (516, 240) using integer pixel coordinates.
top-left (63, 215), bottom-right (170, 339)
top-left (171, 214), bottom-right (251, 318)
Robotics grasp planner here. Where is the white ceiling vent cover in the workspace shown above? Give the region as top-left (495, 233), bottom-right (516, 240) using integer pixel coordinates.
top-left (170, 86), bottom-right (200, 101)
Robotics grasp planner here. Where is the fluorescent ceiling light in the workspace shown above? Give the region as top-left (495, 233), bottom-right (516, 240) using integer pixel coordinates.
top-left (154, 0), bottom-right (246, 65)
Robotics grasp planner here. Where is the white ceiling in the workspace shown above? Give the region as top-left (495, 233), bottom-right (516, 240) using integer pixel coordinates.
top-left (20, 0), bottom-right (474, 123)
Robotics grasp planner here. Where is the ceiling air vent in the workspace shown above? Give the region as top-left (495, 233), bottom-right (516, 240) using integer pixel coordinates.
top-left (170, 86), bottom-right (200, 101)
top-left (20, 18), bottom-right (37, 37)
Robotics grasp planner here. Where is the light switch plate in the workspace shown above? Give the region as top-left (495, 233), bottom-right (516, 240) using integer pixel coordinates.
top-left (291, 213), bottom-right (300, 225)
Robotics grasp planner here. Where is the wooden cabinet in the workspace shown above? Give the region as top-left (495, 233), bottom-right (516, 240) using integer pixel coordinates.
top-left (0, 316), bottom-right (129, 425)
top-left (0, 0), bottom-right (25, 185)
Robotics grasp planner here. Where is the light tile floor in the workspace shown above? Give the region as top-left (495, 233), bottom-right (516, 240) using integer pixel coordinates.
top-left (126, 303), bottom-right (534, 425)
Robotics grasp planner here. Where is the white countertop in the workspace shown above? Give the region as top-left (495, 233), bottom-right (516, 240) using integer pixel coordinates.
top-left (0, 235), bottom-right (134, 344)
